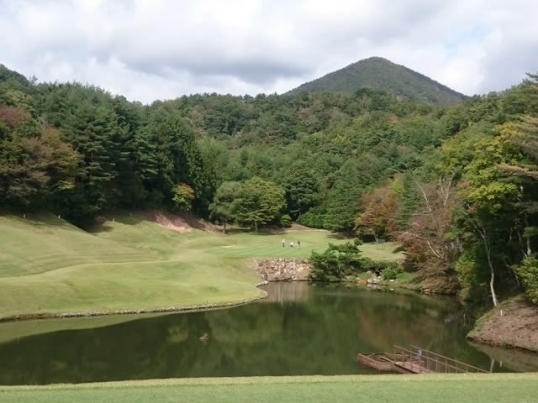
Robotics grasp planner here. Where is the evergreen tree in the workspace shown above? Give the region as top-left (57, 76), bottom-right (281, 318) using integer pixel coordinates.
top-left (233, 177), bottom-right (285, 231)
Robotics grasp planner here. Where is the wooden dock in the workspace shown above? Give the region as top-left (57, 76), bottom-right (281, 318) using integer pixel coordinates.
top-left (357, 345), bottom-right (489, 374)
top-left (357, 353), bottom-right (405, 371)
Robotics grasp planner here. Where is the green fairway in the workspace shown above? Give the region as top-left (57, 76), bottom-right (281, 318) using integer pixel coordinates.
top-left (0, 213), bottom-right (402, 320)
top-left (0, 374), bottom-right (535, 403)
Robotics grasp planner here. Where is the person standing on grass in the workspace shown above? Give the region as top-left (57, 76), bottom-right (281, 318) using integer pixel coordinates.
top-left (290, 241), bottom-right (294, 248)
top-left (297, 240), bottom-right (301, 248)
top-left (282, 239), bottom-right (286, 247)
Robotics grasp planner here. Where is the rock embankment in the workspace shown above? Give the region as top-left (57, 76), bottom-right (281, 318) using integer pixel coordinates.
top-left (467, 296), bottom-right (538, 353)
top-left (252, 258), bottom-right (311, 281)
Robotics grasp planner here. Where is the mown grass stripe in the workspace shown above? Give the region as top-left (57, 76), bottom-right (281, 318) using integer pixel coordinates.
top-left (0, 213), bottom-right (401, 321)
top-left (0, 374), bottom-right (536, 403)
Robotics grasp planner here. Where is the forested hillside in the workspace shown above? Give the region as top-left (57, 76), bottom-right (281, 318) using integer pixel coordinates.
top-left (287, 57), bottom-right (468, 105)
top-left (1, 62), bottom-right (538, 307)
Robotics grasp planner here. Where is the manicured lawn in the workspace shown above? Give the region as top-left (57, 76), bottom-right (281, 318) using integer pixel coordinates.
top-left (0, 374), bottom-right (536, 403)
top-left (0, 213), bottom-right (403, 320)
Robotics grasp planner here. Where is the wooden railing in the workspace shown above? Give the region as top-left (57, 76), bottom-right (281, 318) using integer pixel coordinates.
top-left (393, 345), bottom-right (489, 374)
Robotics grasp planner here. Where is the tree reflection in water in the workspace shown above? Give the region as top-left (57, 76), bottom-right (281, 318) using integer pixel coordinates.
top-left (0, 283), bottom-right (518, 385)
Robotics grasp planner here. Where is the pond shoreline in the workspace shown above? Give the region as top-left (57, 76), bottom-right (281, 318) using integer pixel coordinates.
top-left (0, 282), bottom-right (505, 385)
top-left (467, 295), bottom-right (538, 354)
top-left (0, 288), bottom-right (268, 324)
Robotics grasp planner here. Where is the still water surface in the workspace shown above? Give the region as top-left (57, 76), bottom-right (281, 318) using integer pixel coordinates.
top-left (0, 283), bottom-right (530, 385)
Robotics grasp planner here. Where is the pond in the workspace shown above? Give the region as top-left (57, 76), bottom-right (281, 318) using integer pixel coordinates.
top-left (0, 282), bottom-right (531, 385)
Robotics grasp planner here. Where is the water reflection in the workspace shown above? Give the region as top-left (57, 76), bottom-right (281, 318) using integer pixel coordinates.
top-left (469, 342), bottom-right (538, 373)
top-left (0, 283), bottom-right (526, 385)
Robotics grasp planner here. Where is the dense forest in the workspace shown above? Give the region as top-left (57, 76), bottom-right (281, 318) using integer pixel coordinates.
top-left (1, 62), bottom-right (538, 308)
top-left (287, 57), bottom-right (467, 105)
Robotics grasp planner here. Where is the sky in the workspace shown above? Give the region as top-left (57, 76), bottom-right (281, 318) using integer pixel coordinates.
top-left (1, 0), bottom-right (537, 104)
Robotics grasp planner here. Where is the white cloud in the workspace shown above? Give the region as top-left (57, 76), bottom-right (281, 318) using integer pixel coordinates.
top-left (0, 0), bottom-right (537, 103)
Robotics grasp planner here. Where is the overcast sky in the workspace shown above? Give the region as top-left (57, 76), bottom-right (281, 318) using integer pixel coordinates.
top-left (1, 0), bottom-right (537, 103)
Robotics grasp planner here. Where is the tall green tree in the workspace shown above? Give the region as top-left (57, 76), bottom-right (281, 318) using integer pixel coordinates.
top-left (323, 160), bottom-right (364, 232)
top-left (457, 128), bottom-right (524, 306)
top-left (143, 108), bottom-right (215, 212)
top-left (281, 164), bottom-right (319, 220)
top-left (234, 177), bottom-right (285, 231)
top-left (209, 181), bottom-right (242, 232)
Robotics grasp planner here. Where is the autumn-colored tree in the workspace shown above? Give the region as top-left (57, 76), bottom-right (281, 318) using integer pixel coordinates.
top-left (0, 104), bottom-right (32, 128)
top-left (398, 176), bottom-right (460, 291)
top-left (0, 105), bottom-right (78, 206)
top-left (355, 180), bottom-right (399, 241)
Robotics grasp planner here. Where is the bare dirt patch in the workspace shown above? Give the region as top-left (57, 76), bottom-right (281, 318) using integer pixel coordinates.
top-left (142, 211), bottom-right (215, 233)
top-left (467, 295), bottom-right (538, 353)
top-left (288, 223), bottom-right (326, 231)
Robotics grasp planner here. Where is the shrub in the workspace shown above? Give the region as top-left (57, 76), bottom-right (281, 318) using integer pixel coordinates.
top-left (297, 212), bottom-right (326, 229)
top-left (382, 267), bottom-right (398, 281)
top-left (360, 257), bottom-right (377, 272)
top-left (308, 240), bottom-right (399, 282)
top-left (515, 256), bottom-right (538, 304)
top-left (172, 183), bottom-right (195, 211)
top-left (309, 240), bottom-right (365, 282)
top-left (279, 214), bottom-right (293, 228)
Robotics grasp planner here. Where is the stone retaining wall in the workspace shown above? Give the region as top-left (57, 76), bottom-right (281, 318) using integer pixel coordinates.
top-left (252, 258), bottom-right (311, 281)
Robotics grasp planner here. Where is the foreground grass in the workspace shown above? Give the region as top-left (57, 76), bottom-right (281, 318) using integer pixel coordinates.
top-left (0, 374), bottom-right (536, 403)
top-left (0, 213), bottom-right (402, 321)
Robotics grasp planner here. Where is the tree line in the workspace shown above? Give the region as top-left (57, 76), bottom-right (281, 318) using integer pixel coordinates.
top-left (1, 68), bottom-right (215, 225)
top-left (1, 63), bottom-right (538, 306)
top-left (353, 74), bottom-right (538, 306)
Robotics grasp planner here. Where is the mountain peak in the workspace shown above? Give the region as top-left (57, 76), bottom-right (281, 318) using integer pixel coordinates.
top-left (287, 57), bottom-right (467, 105)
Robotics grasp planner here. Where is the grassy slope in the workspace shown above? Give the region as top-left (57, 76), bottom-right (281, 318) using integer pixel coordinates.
top-left (1, 374), bottom-right (536, 403)
top-left (0, 215), bottom-right (153, 277)
top-left (0, 213), bottom-right (401, 320)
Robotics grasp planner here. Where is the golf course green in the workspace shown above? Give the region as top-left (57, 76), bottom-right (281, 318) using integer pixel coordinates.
top-left (0, 212), bottom-right (400, 321)
top-left (1, 213), bottom-right (535, 402)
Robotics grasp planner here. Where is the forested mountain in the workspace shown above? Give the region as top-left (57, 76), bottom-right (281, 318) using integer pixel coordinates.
top-left (2, 62), bottom-right (538, 308)
top-left (287, 57), bottom-right (468, 105)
